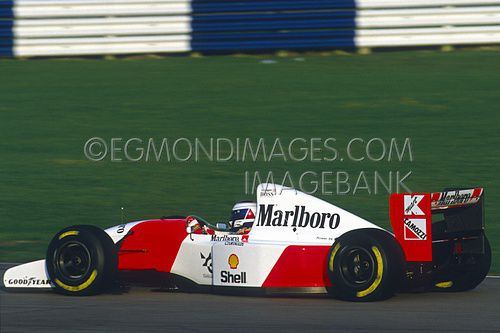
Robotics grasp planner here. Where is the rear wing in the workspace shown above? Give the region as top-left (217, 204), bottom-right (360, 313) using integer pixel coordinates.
top-left (390, 188), bottom-right (484, 262)
top-left (431, 188), bottom-right (483, 211)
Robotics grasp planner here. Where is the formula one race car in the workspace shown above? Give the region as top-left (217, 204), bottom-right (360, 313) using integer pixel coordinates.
top-left (3, 184), bottom-right (490, 301)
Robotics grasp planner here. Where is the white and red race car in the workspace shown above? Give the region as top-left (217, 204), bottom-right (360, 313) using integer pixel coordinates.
top-left (3, 183), bottom-right (490, 301)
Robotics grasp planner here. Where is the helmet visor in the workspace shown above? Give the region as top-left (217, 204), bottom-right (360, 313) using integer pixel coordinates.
top-left (231, 209), bottom-right (250, 222)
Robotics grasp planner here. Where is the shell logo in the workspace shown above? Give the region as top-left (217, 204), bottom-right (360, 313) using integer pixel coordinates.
top-left (228, 254), bottom-right (239, 269)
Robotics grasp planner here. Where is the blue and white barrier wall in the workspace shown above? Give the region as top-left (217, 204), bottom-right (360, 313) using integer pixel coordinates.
top-left (1, 0), bottom-right (500, 57)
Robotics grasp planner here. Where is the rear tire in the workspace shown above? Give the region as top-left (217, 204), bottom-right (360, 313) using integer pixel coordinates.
top-left (46, 225), bottom-right (117, 296)
top-left (326, 229), bottom-right (405, 302)
top-left (434, 236), bottom-right (491, 292)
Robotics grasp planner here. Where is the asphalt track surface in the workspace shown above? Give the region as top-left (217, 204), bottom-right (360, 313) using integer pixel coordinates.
top-left (1, 264), bottom-right (499, 333)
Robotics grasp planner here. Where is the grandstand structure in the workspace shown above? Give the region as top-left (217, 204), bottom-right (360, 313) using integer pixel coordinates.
top-left (1, 0), bottom-right (500, 57)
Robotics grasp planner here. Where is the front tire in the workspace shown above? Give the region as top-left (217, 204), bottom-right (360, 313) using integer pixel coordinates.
top-left (46, 225), bottom-right (117, 296)
top-left (326, 229), bottom-right (405, 302)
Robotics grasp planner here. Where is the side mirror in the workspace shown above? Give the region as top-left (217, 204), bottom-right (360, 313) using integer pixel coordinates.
top-left (216, 223), bottom-right (228, 230)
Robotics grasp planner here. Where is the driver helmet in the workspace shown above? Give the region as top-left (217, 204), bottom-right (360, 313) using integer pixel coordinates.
top-left (230, 201), bottom-right (256, 230)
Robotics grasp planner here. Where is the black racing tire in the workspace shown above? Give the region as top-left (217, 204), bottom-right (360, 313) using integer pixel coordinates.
top-left (326, 229), bottom-right (405, 302)
top-left (46, 225), bottom-right (118, 296)
top-left (435, 236), bottom-right (491, 292)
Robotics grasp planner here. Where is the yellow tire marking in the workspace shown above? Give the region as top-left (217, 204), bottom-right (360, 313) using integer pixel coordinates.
top-left (59, 231), bottom-right (79, 240)
top-left (435, 281), bottom-right (453, 288)
top-left (328, 243), bottom-right (341, 272)
top-left (357, 246), bottom-right (383, 298)
top-left (55, 269), bottom-right (98, 292)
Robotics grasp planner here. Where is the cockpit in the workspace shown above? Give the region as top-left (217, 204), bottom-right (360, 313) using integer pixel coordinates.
top-left (185, 201), bottom-right (257, 236)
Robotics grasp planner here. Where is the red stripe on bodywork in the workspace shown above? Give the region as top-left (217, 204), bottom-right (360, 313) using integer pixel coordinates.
top-left (118, 219), bottom-right (187, 272)
top-left (262, 245), bottom-right (331, 288)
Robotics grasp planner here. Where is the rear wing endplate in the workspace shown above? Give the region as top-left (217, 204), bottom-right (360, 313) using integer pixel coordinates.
top-left (390, 188), bottom-right (484, 262)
